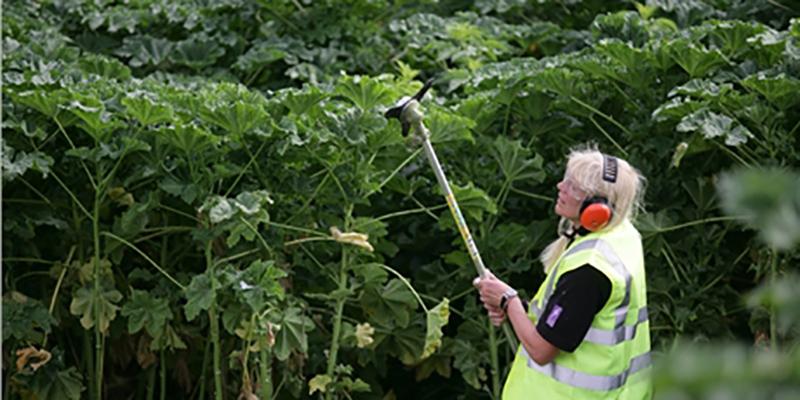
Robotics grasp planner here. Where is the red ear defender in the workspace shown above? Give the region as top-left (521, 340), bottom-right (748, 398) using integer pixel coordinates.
top-left (578, 154), bottom-right (618, 232)
top-left (580, 197), bottom-right (613, 232)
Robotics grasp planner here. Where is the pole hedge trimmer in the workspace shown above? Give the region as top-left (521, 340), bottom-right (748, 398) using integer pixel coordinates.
top-left (385, 80), bottom-right (489, 279)
top-left (386, 81), bottom-right (518, 399)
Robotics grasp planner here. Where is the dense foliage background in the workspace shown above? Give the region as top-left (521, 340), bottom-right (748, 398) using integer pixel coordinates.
top-left (3, 0), bottom-right (800, 399)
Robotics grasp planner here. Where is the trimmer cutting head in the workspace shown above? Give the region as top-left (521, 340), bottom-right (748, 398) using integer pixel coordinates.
top-left (384, 79), bottom-right (434, 136)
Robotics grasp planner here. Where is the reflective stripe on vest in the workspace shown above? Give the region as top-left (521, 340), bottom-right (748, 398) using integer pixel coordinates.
top-left (583, 306), bottom-right (648, 345)
top-left (531, 238), bottom-right (647, 346)
top-left (520, 347), bottom-right (652, 391)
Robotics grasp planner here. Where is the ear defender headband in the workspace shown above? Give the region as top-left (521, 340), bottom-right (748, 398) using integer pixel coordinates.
top-left (579, 155), bottom-right (618, 232)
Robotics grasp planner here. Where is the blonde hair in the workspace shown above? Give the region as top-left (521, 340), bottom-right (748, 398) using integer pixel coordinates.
top-left (539, 146), bottom-right (646, 272)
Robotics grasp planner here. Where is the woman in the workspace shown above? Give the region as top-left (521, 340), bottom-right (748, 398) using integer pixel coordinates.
top-left (475, 147), bottom-right (651, 399)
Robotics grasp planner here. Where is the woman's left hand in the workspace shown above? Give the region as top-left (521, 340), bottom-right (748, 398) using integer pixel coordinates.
top-left (473, 271), bottom-right (513, 310)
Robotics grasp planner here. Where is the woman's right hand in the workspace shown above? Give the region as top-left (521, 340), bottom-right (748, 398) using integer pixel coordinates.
top-left (473, 273), bottom-right (508, 326)
top-left (487, 306), bottom-right (505, 326)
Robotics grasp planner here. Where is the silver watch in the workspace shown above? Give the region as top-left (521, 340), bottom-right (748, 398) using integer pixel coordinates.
top-left (500, 288), bottom-right (518, 311)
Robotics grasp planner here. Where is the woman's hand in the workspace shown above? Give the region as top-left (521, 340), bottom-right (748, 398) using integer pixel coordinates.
top-left (487, 306), bottom-right (505, 327)
top-left (473, 272), bottom-right (512, 326)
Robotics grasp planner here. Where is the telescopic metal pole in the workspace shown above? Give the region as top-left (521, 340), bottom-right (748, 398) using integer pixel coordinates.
top-left (401, 101), bottom-right (488, 279)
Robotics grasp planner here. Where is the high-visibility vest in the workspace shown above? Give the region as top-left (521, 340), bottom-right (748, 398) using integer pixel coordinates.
top-left (503, 219), bottom-right (652, 399)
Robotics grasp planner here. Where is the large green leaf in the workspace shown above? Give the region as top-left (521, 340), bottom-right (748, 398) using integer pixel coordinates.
top-left (676, 108), bottom-right (753, 146)
top-left (12, 89), bottom-right (66, 119)
top-left (707, 20), bottom-right (765, 59)
top-left (17, 366), bottom-right (84, 400)
top-left (668, 79), bottom-right (734, 100)
top-left (351, 263), bottom-right (389, 290)
top-left (530, 68), bottom-right (585, 98)
top-left (420, 298), bottom-right (449, 360)
top-left (158, 177), bottom-right (201, 205)
top-left (489, 136), bottom-right (545, 184)
top-left (741, 73), bottom-right (800, 111)
top-left (438, 182), bottom-right (498, 230)
top-left (452, 338), bottom-right (487, 389)
top-left (159, 123), bottom-right (219, 155)
top-left (590, 11), bottom-right (649, 47)
top-left (111, 198), bottom-right (151, 239)
top-left (334, 75), bottom-right (394, 111)
top-left (171, 36), bottom-right (225, 70)
top-left (280, 86), bottom-right (330, 116)
top-left (226, 260), bottom-right (286, 313)
top-left (651, 97), bottom-right (706, 122)
top-left (374, 320), bottom-right (424, 366)
top-left (69, 285), bottom-right (123, 333)
top-left (646, 0), bottom-right (716, 27)
top-left (361, 278), bottom-right (418, 328)
top-left (596, 38), bottom-right (649, 71)
top-left (122, 91), bottom-right (174, 126)
top-left (233, 40), bottom-right (289, 74)
top-left (150, 324), bottom-right (187, 351)
top-left (2, 293), bottom-right (55, 342)
top-left (120, 289), bottom-right (173, 337)
top-left (78, 53), bottom-right (132, 80)
top-left (183, 273), bottom-right (216, 322)
top-left (117, 35), bottom-right (174, 68)
top-left (2, 140), bottom-right (54, 181)
top-left (198, 83), bottom-right (271, 137)
top-left (667, 38), bottom-right (728, 78)
top-left (62, 92), bottom-right (122, 142)
top-left (324, 107), bottom-right (386, 145)
top-left (746, 28), bottom-right (788, 66)
top-left (273, 306), bottom-right (313, 361)
top-left (427, 106), bottom-right (476, 144)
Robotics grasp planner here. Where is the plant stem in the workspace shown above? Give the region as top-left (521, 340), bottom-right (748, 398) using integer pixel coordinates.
top-left (85, 330), bottom-right (95, 400)
top-left (3, 257), bottom-right (57, 264)
top-left (287, 173), bottom-right (330, 224)
top-left (93, 190), bottom-right (104, 399)
top-left (239, 217), bottom-right (274, 257)
top-left (51, 171), bottom-right (93, 220)
top-left (160, 348), bottom-right (167, 400)
top-left (509, 186), bottom-right (553, 202)
top-left (206, 241), bottom-right (223, 400)
top-left (488, 323), bottom-right (500, 399)
top-left (42, 246), bottom-right (74, 348)
top-left (17, 176), bottom-right (52, 205)
top-left (264, 221), bottom-right (327, 237)
top-left (375, 203), bottom-right (448, 221)
top-left (199, 340), bottom-right (211, 400)
top-left (770, 248), bottom-right (778, 352)
top-left (147, 364), bottom-right (156, 400)
top-left (713, 141), bottom-right (750, 167)
top-left (653, 215), bottom-right (740, 233)
top-left (260, 344), bottom-right (273, 400)
top-left (588, 115), bottom-right (627, 157)
top-left (569, 96), bottom-right (631, 155)
top-left (487, 178), bottom-right (512, 233)
top-left (225, 140), bottom-right (268, 197)
top-left (157, 204), bottom-right (202, 223)
top-left (54, 117), bottom-right (98, 190)
top-left (101, 232), bottom-right (185, 290)
top-left (502, 99), bottom-right (513, 138)
top-left (366, 147), bottom-right (423, 197)
top-left (328, 169), bottom-right (349, 203)
top-left (284, 237), bottom-right (333, 247)
top-left (134, 226), bottom-right (194, 244)
top-left (325, 206), bottom-right (353, 400)
top-left (379, 264), bottom-right (428, 312)
top-left (215, 248), bottom-right (261, 267)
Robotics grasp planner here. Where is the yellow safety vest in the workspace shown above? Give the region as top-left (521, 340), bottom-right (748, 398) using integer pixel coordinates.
top-left (503, 219), bottom-right (652, 399)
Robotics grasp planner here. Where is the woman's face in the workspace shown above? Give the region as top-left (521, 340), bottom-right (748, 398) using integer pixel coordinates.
top-left (556, 173), bottom-right (586, 221)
